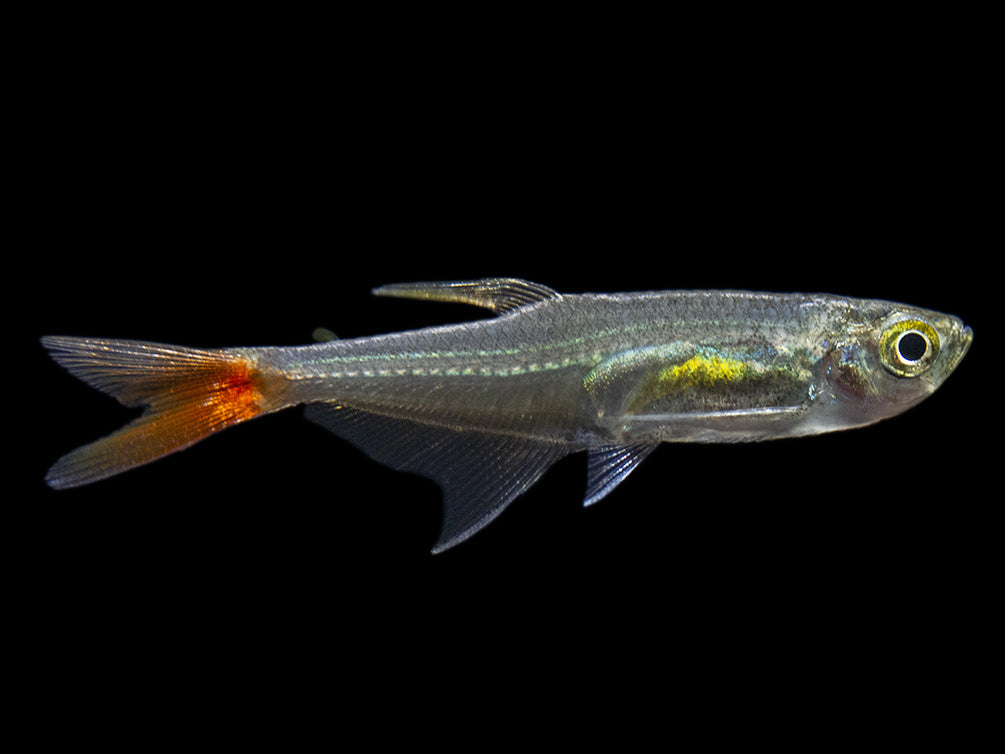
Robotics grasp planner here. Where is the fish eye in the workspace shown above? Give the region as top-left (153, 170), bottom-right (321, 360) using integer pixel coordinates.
top-left (879, 319), bottom-right (940, 377)
top-left (897, 331), bottom-right (928, 362)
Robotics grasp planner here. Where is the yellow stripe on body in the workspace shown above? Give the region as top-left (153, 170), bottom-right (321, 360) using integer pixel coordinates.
top-left (655, 354), bottom-right (751, 391)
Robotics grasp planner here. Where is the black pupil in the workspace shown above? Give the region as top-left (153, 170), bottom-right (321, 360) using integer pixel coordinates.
top-left (898, 332), bottom-right (928, 361)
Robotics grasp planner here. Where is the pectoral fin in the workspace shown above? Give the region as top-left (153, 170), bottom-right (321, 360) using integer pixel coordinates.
top-left (372, 277), bottom-right (559, 314)
top-left (628, 406), bottom-right (806, 423)
top-left (305, 402), bottom-right (569, 552)
top-left (623, 405), bottom-right (807, 432)
top-left (618, 405), bottom-right (808, 441)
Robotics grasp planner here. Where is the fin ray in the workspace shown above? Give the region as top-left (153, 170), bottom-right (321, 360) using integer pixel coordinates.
top-left (43, 336), bottom-right (273, 489)
top-left (584, 442), bottom-right (657, 506)
top-left (372, 277), bottom-right (559, 314)
top-left (627, 405), bottom-right (807, 423)
top-left (305, 402), bottom-right (568, 552)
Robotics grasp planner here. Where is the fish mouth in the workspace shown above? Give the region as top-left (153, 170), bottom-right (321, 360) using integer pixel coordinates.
top-left (948, 323), bottom-right (973, 372)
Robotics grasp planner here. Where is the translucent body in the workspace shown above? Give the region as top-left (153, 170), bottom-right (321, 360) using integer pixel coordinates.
top-left (44, 279), bottom-right (972, 552)
top-left (252, 288), bottom-right (970, 445)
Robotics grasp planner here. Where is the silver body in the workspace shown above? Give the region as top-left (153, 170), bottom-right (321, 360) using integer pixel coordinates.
top-left (44, 279), bottom-right (973, 552)
top-left (244, 281), bottom-right (971, 550)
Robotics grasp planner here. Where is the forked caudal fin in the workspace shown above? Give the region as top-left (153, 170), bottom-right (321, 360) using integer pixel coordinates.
top-left (42, 336), bottom-right (273, 489)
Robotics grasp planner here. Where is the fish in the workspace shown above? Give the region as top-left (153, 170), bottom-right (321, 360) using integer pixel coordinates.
top-left (42, 277), bottom-right (973, 552)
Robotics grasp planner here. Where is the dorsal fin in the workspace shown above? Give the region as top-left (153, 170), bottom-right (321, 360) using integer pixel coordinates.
top-left (372, 277), bottom-right (560, 315)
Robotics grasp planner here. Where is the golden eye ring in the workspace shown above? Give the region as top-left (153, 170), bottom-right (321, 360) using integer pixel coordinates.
top-left (879, 319), bottom-right (940, 377)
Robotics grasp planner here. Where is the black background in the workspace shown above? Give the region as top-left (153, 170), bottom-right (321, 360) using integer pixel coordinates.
top-left (17, 10), bottom-right (995, 744)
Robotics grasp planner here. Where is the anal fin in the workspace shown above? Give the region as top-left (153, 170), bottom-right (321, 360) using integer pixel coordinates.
top-left (305, 402), bottom-right (569, 552)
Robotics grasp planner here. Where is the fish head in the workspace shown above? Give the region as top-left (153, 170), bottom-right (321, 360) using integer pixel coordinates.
top-left (816, 299), bottom-right (973, 428)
